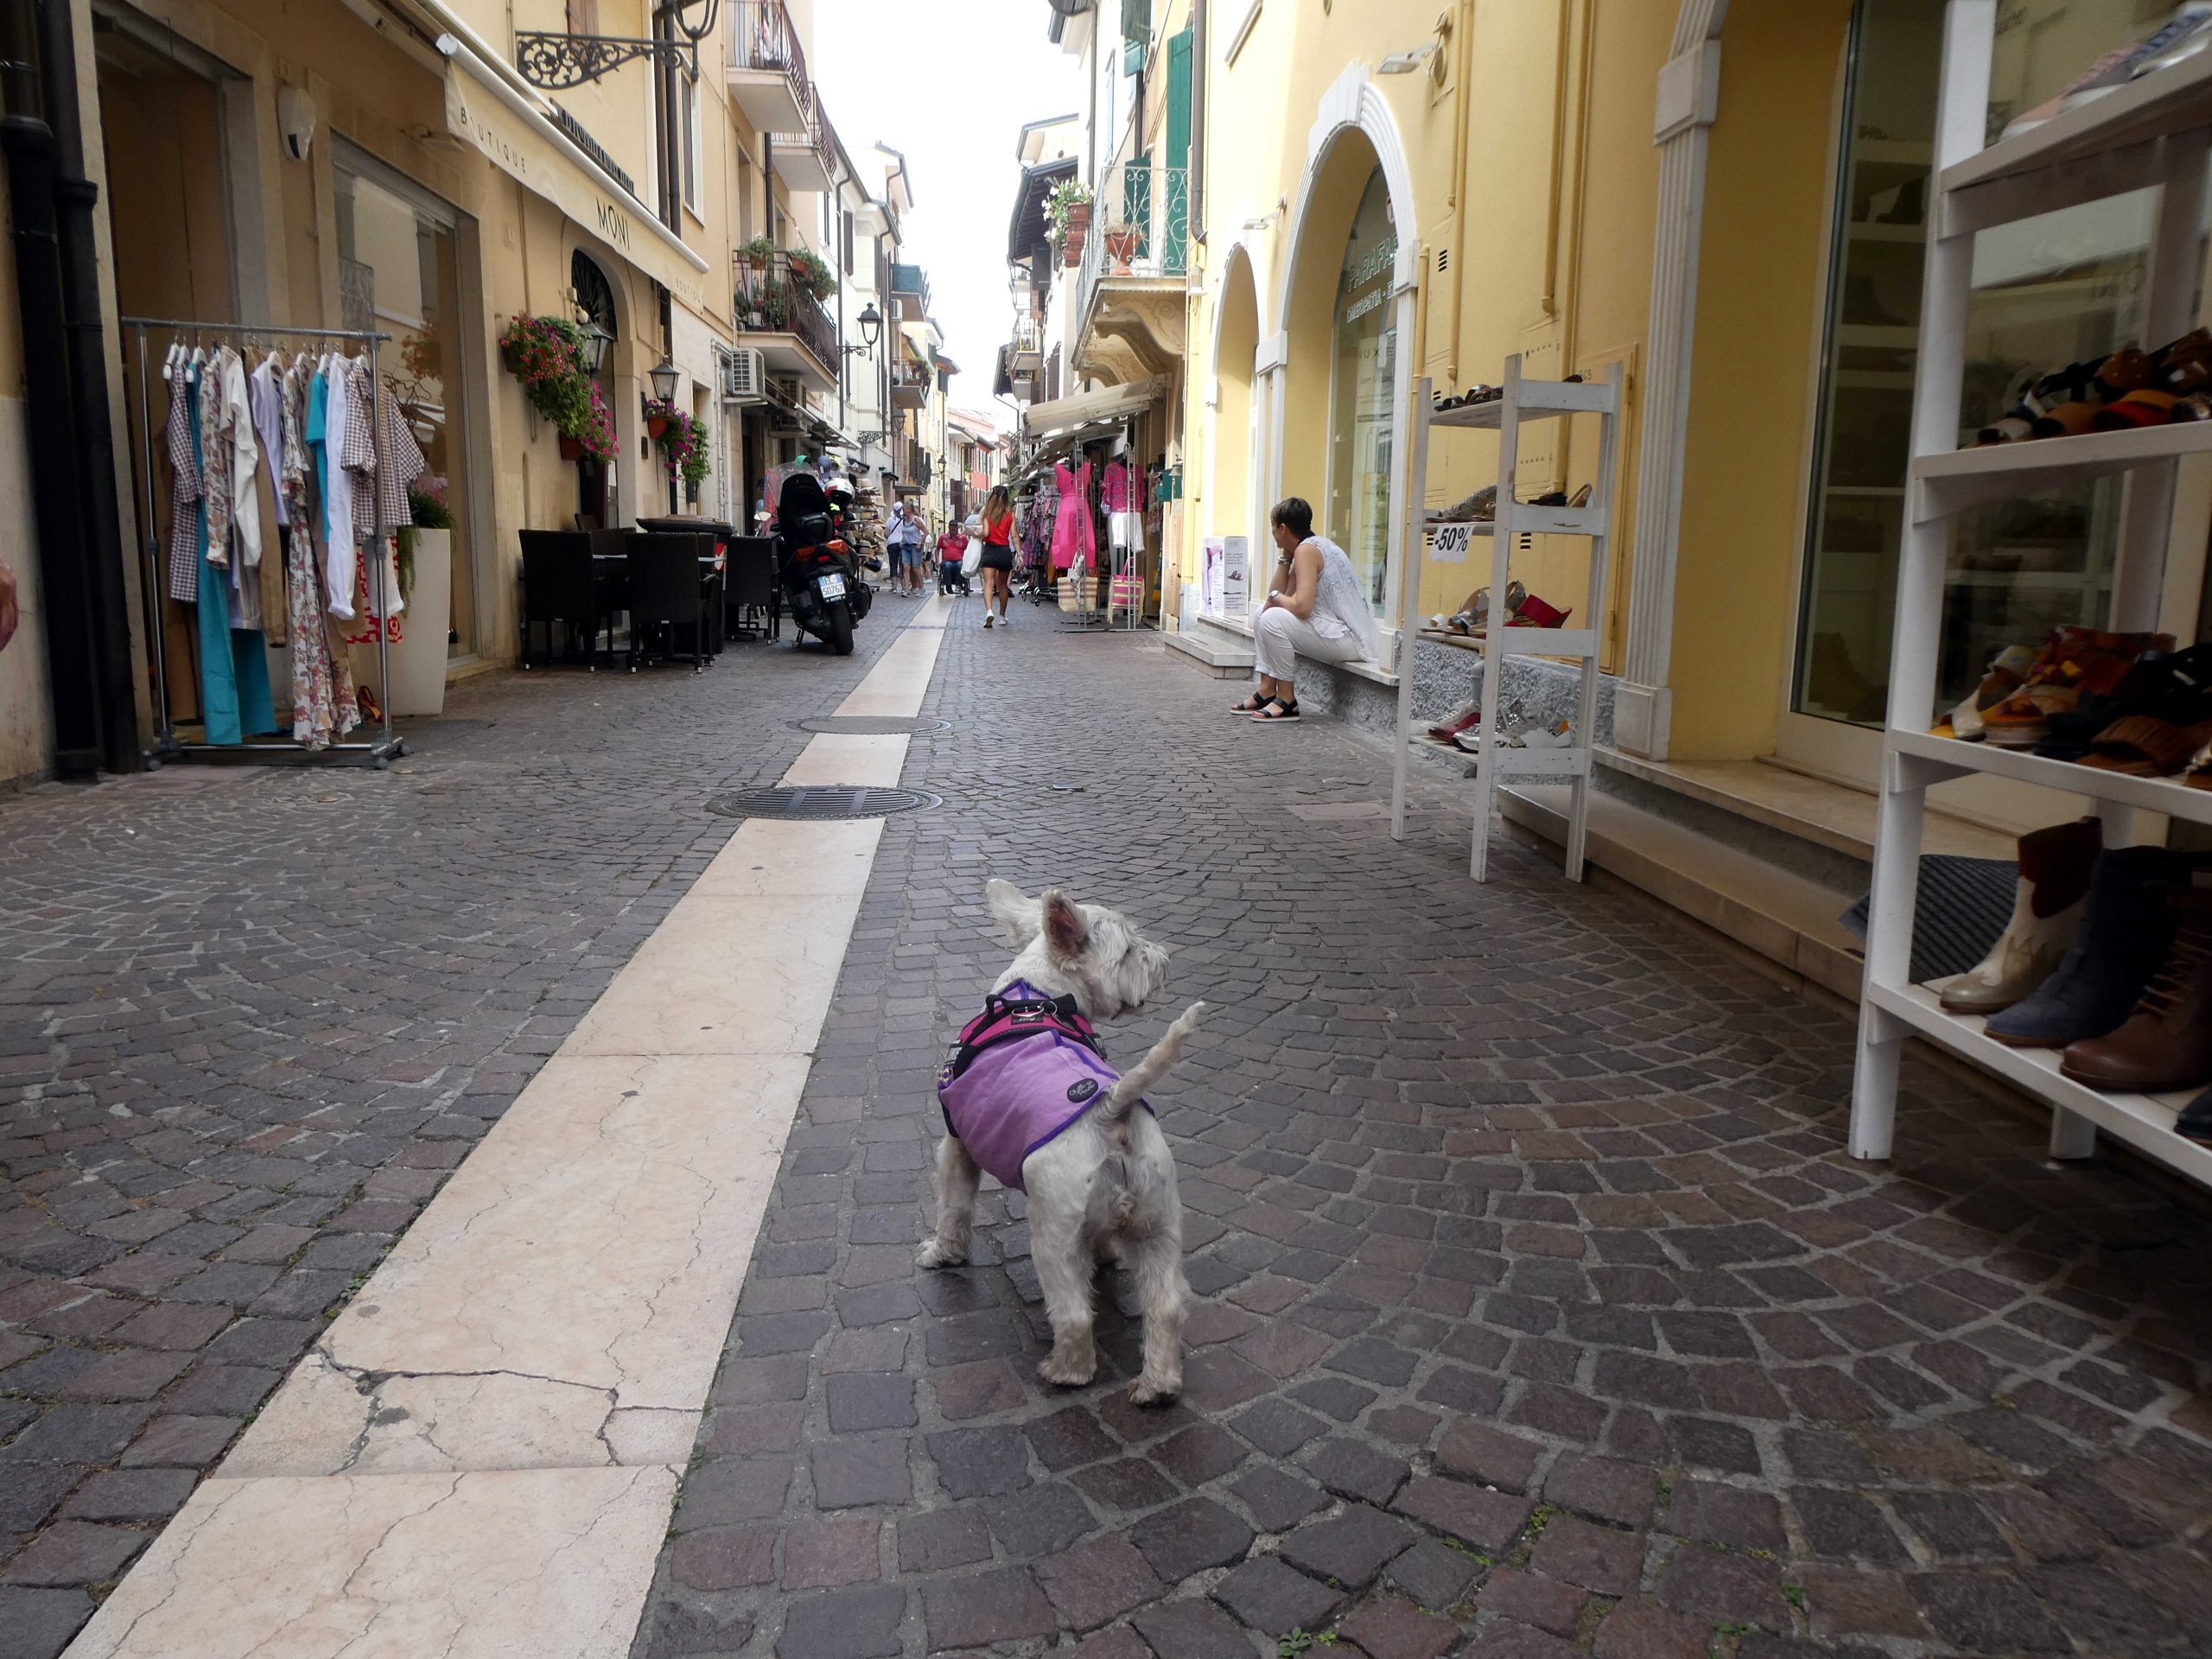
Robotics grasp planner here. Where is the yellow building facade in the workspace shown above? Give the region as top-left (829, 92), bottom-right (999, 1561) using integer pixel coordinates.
top-left (1173, 0), bottom-right (2209, 797)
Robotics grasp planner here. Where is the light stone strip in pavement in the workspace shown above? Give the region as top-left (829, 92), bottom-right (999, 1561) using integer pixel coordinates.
top-left (63, 596), bottom-right (954, 1659)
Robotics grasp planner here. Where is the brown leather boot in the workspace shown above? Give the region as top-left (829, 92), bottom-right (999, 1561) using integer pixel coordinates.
top-left (2061, 887), bottom-right (2212, 1091)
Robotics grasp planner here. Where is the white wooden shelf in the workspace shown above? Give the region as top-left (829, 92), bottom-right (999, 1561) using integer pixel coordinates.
top-left (1392, 357), bottom-right (1622, 882)
top-left (1853, 3), bottom-right (2212, 1195)
top-left (1867, 985), bottom-right (2212, 1185)
top-left (1429, 378), bottom-right (1611, 429)
top-left (1891, 728), bottom-right (2212, 825)
top-left (1913, 420), bottom-right (2212, 520)
top-left (1423, 626), bottom-right (1599, 660)
top-left (1942, 41), bottom-right (2212, 206)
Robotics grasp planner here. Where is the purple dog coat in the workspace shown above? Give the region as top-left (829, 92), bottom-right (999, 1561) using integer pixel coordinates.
top-left (937, 981), bottom-right (1147, 1192)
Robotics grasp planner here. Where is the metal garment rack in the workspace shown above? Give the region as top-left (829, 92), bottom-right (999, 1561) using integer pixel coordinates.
top-left (1849, 1), bottom-right (2212, 1188)
top-left (123, 316), bottom-right (403, 768)
top-left (1389, 357), bottom-right (1623, 881)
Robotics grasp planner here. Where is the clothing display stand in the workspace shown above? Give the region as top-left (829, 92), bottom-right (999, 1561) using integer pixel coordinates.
top-left (1848, 3), bottom-right (2212, 1187)
top-left (1389, 357), bottom-right (1622, 882)
top-left (124, 317), bottom-right (402, 769)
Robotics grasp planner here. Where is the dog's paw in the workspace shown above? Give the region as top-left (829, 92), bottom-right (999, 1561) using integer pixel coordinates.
top-left (915, 1239), bottom-right (967, 1269)
top-left (1128, 1374), bottom-right (1182, 1406)
top-left (1037, 1351), bottom-right (1096, 1389)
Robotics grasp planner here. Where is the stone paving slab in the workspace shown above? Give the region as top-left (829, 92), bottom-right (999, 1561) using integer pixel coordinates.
top-left (629, 615), bottom-right (2212, 1658)
top-left (0, 619), bottom-right (917, 1657)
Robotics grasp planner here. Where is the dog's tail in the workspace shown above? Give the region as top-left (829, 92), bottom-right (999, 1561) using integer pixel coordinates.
top-left (1103, 1000), bottom-right (1205, 1123)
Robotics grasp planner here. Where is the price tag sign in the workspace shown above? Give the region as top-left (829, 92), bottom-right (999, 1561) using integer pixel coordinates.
top-left (1430, 521), bottom-right (1476, 564)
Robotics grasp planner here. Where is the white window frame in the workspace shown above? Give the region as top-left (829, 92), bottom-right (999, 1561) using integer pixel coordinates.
top-left (681, 74), bottom-right (701, 219)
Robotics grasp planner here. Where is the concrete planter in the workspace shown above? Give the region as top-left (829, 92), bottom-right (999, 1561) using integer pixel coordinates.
top-left (390, 528), bottom-right (451, 716)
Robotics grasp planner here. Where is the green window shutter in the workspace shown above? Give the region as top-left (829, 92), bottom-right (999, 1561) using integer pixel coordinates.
top-left (1165, 28), bottom-right (1192, 275)
top-left (1122, 0), bottom-right (1151, 47)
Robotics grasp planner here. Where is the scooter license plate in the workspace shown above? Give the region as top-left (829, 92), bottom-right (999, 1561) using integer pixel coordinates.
top-left (817, 573), bottom-right (847, 601)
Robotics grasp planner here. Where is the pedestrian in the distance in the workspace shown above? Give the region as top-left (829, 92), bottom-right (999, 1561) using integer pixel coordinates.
top-left (889, 501), bottom-right (925, 596)
top-left (937, 520), bottom-right (971, 596)
top-left (975, 486), bottom-right (1016, 629)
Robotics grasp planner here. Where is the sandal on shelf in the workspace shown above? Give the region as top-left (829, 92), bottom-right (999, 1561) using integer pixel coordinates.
top-left (1253, 697), bottom-right (1300, 722)
top-left (1229, 692), bottom-right (1270, 714)
top-left (2079, 715), bottom-right (2212, 776)
top-left (1510, 593), bottom-right (1573, 628)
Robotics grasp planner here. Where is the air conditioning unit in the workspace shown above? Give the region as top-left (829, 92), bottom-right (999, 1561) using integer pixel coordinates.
top-left (720, 346), bottom-right (766, 404)
top-left (771, 376), bottom-right (803, 408)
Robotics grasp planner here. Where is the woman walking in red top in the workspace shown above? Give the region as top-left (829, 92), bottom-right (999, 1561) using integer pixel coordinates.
top-left (976, 486), bottom-right (1016, 628)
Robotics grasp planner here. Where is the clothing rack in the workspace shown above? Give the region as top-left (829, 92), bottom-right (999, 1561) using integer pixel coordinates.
top-left (123, 317), bottom-right (403, 768)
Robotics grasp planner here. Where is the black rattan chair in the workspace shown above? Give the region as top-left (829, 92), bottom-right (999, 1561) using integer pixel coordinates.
top-left (625, 533), bottom-right (714, 671)
top-left (725, 536), bottom-right (779, 640)
top-left (518, 531), bottom-right (601, 668)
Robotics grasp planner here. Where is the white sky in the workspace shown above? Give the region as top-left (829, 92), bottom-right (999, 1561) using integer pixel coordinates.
top-left (810, 0), bottom-right (1085, 435)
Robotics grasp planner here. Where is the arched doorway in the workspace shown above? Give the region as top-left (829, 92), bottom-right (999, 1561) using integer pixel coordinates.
top-left (571, 249), bottom-right (618, 527)
top-left (1278, 118), bottom-right (1409, 620)
top-left (1209, 247), bottom-right (1258, 548)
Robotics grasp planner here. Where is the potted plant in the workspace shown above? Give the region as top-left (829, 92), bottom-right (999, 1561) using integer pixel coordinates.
top-left (499, 315), bottom-right (614, 461)
top-left (1046, 179), bottom-right (1092, 270)
top-left (790, 246), bottom-right (837, 302)
top-left (651, 404), bottom-right (712, 502)
top-left (645, 397), bottom-right (673, 440)
top-left (1103, 224), bottom-right (1140, 270)
top-left (738, 234), bottom-right (777, 270)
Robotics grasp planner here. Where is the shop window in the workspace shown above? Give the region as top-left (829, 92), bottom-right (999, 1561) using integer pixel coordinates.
top-left (1326, 167), bottom-right (1397, 610)
top-left (334, 148), bottom-right (480, 660)
top-left (571, 250), bottom-right (620, 529)
top-left (1794, 0), bottom-right (2197, 726)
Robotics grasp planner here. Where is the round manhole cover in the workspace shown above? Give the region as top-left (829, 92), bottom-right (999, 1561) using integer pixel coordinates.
top-left (706, 786), bottom-right (940, 820)
top-left (793, 715), bottom-right (951, 735)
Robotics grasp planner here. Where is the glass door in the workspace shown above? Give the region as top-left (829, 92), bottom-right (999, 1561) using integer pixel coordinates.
top-left (334, 147), bottom-right (480, 659)
top-left (1326, 168), bottom-right (1397, 611)
top-left (1789, 0), bottom-right (2183, 751)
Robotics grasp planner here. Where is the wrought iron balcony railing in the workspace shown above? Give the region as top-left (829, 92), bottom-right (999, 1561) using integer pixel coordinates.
top-left (729, 0), bottom-right (833, 188)
top-left (734, 248), bottom-right (837, 378)
top-left (1078, 161), bottom-right (1189, 328)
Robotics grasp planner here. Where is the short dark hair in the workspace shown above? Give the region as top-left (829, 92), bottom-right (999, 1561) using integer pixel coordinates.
top-left (1270, 497), bottom-right (1313, 537)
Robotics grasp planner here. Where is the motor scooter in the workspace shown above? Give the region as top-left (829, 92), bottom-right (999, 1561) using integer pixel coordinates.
top-left (771, 469), bottom-right (872, 654)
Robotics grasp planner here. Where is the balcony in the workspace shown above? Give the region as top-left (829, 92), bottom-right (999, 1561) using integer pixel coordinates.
top-left (891, 361), bottom-right (930, 409)
top-left (734, 249), bottom-right (838, 387)
top-left (728, 0), bottom-right (834, 192)
top-left (892, 262), bottom-right (930, 322)
top-left (1076, 160), bottom-right (1189, 382)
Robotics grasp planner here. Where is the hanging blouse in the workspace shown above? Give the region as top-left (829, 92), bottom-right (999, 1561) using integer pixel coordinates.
top-left (249, 358), bottom-right (289, 528)
top-left (373, 385), bottom-right (428, 533)
top-left (342, 358), bottom-right (378, 537)
top-left (1101, 459), bottom-right (1145, 514)
top-left (198, 352), bottom-right (234, 569)
top-left (162, 370), bottom-right (205, 605)
top-left (221, 348), bottom-right (262, 574)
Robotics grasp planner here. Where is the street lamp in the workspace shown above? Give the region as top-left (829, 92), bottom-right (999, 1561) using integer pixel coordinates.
top-left (576, 319), bottom-right (613, 374)
top-left (843, 302), bottom-right (883, 357)
top-left (648, 355), bottom-right (682, 406)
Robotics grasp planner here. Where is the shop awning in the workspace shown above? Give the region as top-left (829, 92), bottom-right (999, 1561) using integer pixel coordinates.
top-left (1020, 376), bottom-right (1166, 443)
top-left (441, 39), bottom-right (709, 310)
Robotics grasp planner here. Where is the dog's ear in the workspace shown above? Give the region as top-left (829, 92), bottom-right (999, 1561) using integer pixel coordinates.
top-left (984, 879), bottom-right (1041, 944)
top-left (1039, 889), bottom-right (1089, 961)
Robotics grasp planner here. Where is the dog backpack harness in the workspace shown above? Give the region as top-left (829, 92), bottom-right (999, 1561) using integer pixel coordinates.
top-left (936, 981), bottom-right (1149, 1192)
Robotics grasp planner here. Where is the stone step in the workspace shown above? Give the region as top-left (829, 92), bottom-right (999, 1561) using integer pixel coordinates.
top-left (1163, 626), bottom-right (1255, 678)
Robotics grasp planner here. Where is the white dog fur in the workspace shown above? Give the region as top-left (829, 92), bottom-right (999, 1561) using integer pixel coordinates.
top-left (918, 879), bottom-right (1204, 1403)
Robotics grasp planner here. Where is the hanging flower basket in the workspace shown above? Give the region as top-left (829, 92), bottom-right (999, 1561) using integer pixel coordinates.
top-left (499, 313), bottom-right (618, 462)
top-left (646, 415), bottom-right (671, 439)
top-left (559, 435), bottom-right (585, 461)
top-left (645, 398), bottom-right (711, 496)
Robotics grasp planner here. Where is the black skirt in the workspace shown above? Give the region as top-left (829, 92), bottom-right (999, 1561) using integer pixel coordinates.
top-left (978, 544), bottom-right (1014, 572)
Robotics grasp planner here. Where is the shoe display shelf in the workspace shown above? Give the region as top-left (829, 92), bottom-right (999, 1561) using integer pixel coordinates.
top-left (1389, 355), bottom-right (1623, 883)
top-left (1852, 0), bottom-right (2212, 1188)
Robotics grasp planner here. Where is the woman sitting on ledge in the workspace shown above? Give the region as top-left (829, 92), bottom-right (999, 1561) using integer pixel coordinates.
top-left (1234, 496), bottom-right (1383, 722)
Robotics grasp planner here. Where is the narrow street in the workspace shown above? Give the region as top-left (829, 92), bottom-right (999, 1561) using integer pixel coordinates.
top-left (8, 600), bottom-right (2207, 1658)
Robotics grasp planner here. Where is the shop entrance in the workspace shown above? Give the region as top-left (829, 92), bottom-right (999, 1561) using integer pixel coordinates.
top-left (333, 144), bottom-right (480, 661)
top-left (92, 3), bottom-right (243, 722)
top-left (572, 251), bottom-right (620, 528)
top-left (1783, 0), bottom-right (2200, 792)
top-left (1327, 168), bottom-right (1396, 613)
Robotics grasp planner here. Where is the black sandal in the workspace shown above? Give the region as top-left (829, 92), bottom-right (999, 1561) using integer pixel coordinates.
top-left (1230, 692), bottom-right (1269, 713)
top-left (1253, 697), bottom-right (1300, 721)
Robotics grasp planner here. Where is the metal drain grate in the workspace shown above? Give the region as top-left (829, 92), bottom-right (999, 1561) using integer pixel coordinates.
top-left (793, 715), bottom-right (951, 735)
top-left (706, 785), bottom-right (940, 820)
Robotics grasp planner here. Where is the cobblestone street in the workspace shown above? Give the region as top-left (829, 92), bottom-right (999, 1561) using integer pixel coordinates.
top-left (0, 624), bottom-right (910, 1658)
top-left (5, 601), bottom-right (2212, 1659)
top-left (631, 610), bottom-right (2212, 1658)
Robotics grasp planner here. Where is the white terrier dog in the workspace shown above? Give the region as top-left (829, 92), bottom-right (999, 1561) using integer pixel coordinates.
top-left (918, 880), bottom-right (1204, 1403)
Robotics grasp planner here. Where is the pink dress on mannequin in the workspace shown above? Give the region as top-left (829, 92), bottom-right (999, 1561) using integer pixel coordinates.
top-left (1050, 460), bottom-right (1094, 572)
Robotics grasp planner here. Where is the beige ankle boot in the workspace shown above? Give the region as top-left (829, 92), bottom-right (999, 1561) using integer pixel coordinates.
top-left (1939, 817), bottom-right (2101, 1014)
